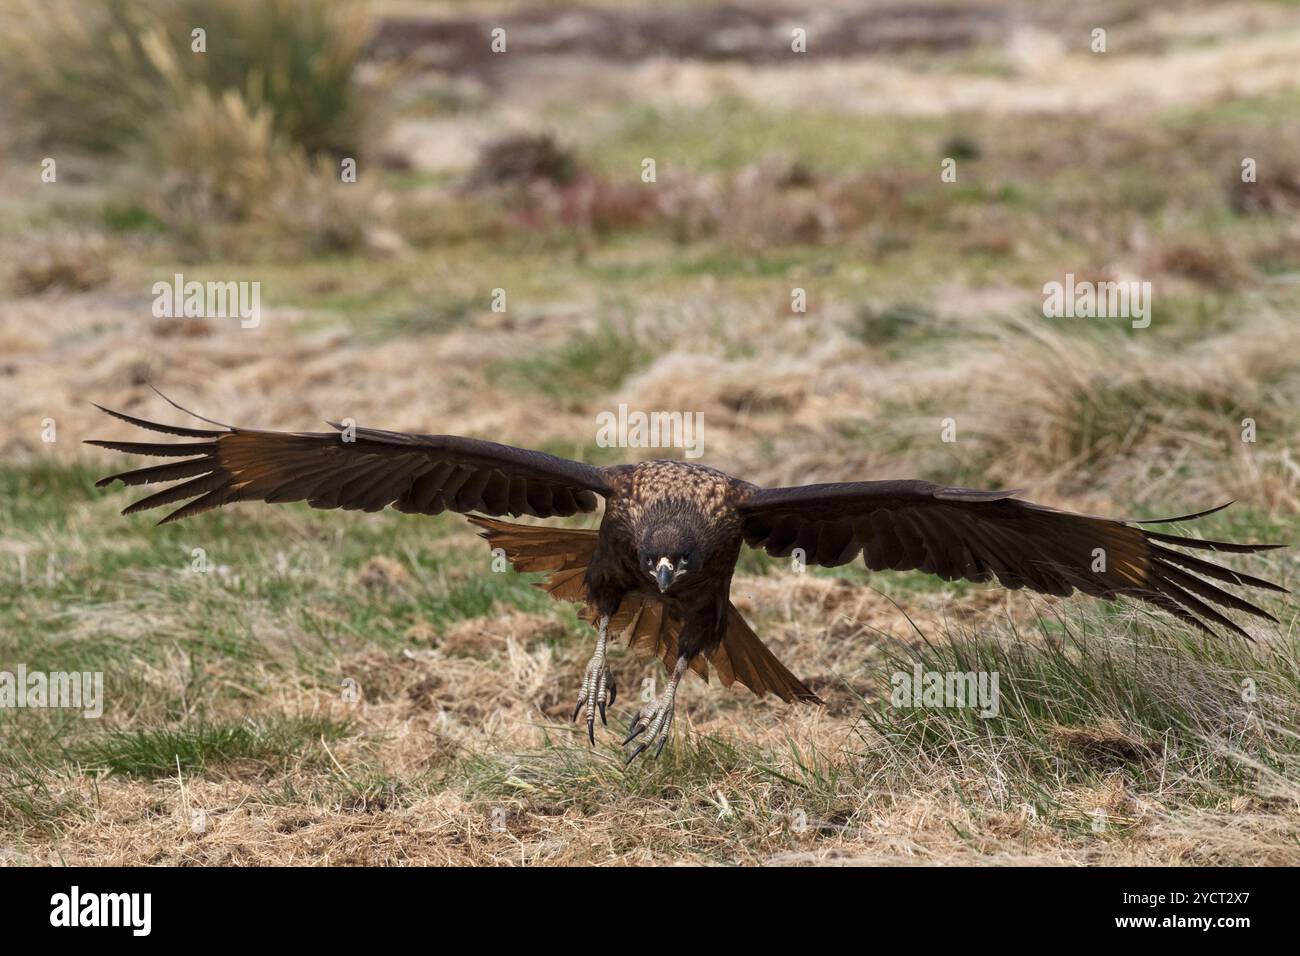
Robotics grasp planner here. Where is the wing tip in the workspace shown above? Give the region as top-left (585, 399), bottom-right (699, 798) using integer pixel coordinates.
top-left (147, 385), bottom-right (234, 429)
top-left (1135, 500), bottom-right (1235, 525)
top-left (934, 486), bottom-right (1025, 502)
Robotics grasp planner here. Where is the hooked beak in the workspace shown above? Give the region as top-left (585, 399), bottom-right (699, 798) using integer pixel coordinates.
top-left (655, 558), bottom-right (674, 593)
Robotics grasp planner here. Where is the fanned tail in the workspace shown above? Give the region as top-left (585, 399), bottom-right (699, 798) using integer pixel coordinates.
top-left (467, 516), bottom-right (820, 703)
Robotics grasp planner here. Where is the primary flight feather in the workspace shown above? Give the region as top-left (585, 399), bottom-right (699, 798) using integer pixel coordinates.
top-left (88, 399), bottom-right (1287, 762)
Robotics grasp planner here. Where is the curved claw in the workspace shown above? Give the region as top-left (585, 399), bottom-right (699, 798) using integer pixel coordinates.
top-left (623, 720), bottom-right (647, 746)
top-left (654, 732), bottom-right (670, 759)
top-left (623, 686), bottom-right (678, 764)
top-left (574, 648), bottom-right (615, 745)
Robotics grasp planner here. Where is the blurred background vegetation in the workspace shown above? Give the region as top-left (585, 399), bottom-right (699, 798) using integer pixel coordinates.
top-left (0, 0), bottom-right (1296, 865)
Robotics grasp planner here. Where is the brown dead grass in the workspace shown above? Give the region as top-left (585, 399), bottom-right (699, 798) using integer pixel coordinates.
top-left (7, 547), bottom-right (1295, 867)
top-left (9, 232), bottom-right (112, 295)
top-left (3, 0), bottom-right (1298, 867)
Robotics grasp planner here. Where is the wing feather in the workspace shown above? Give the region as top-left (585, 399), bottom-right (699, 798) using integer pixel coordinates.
top-left (740, 480), bottom-right (1287, 639)
top-left (89, 403), bottom-right (611, 524)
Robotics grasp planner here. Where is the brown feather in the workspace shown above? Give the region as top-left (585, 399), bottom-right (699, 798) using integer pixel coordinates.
top-left (467, 515), bottom-right (819, 701)
top-left (741, 480), bottom-right (1286, 640)
top-left (89, 406), bottom-right (608, 523)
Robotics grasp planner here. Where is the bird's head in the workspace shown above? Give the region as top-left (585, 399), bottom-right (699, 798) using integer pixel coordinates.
top-left (638, 524), bottom-right (701, 593)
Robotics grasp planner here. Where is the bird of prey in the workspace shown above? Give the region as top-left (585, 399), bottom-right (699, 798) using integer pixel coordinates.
top-left (88, 398), bottom-right (1287, 762)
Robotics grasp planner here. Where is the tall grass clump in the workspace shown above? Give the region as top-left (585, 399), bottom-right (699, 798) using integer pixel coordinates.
top-left (2, 0), bottom-right (385, 255)
top-left (490, 321), bottom-right (652, 404)
top-left (68, 716), bottom-right (354, 778)
top-left (0, 748), bottom-right (83, 836)
top-left (2, 0), bottom-right (376, 159)
top-left (858, 607), bottom-right (1300, 821)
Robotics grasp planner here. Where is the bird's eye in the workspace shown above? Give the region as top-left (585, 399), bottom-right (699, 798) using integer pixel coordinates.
top-left (681, 552), bottom-right (694, 565)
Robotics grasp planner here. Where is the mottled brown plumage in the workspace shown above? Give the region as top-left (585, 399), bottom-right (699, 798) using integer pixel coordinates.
top-left (88, 400), bottom-right (1288, 761)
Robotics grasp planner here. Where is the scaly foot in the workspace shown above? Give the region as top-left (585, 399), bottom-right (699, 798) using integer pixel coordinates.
top-left (572, 616), bottom-right (615, 744)
top-left (624, 656), bottom-right (688, 763)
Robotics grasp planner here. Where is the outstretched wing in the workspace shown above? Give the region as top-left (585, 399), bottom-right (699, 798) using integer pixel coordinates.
top-left (87, 402), bottom-right (610, 524)
top-left (739, 480), bottom-right (1288, 639)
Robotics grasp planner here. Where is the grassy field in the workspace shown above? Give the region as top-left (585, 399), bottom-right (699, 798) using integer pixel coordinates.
top-left (0, 0), bottom-right (1298, 865)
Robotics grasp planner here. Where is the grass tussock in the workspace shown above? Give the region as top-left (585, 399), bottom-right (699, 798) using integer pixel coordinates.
top-left (490, 320), bottom-right (651, 404)
top-left (2, 0), bottom-right (385, 258)
top-left (435, 607), bottom-right (1300, 864)
top-left (68, 716), bottom-right (354, 778)
top-left (9, 232), bottom-right (111, 294)
top-left (0, 748), bottom-right (84, 835)
top-left (145, 87), bottom-right (287, 230)
top-left (466, 132), bottom-right (581, 191)
top-left (859, 614), bottom-right (1300, 824)
top-left (2, 0), bottom-right (376, 159)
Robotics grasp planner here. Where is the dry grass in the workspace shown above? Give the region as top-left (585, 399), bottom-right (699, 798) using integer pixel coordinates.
top-left (0, 0), bottom-right (377, 157)
top-left (4, 554), bottom-right (1294, 866)
top-left (1, 0), bottom-right (1298, 866)
top-left (9, 232), bottom-right (112, 295)
top-left (0, 0), bottom-right (386, 260)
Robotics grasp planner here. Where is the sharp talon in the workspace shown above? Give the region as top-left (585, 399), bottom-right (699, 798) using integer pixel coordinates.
top-left (622, 667), bottom-right (681, 763)
top-left (608, 682), bottom-right (617, 707)
top-left (574, 628), bottom-right (612, 744)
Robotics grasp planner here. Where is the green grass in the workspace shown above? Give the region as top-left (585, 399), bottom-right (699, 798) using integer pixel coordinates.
top-left (1161, 88), bottom-right (1300, 127)
top-left (2, 515), bottom-right (566, 684)
top-left (489, 320), bottom-right (652, 403)
top-left (67, 715), bottom-right (354, 778)
top-left (454, 603), bottom-right (1300, 846)
top-left (0, 460), bottom-right (586, 801)
top-left (0, 747), bottom-right (84, 834)
top-left (585, 101), bottom-right (938, 176)
top-left (3, 0), bottom-right (375, 158)
top-left (856, 614), bottom-right (1300, 827)
top-left (101, 201), bottom-right (166, 234)
top-left (849, 301), bottom-right (952, 348)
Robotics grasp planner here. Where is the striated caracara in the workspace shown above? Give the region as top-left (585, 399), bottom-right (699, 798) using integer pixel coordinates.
top-left (88, 397), bottom-right (1287, 762)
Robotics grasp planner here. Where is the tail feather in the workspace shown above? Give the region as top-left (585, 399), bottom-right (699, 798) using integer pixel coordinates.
top-left (714, 605), bottom-right (823, 704)
top-left (467, 515), bottom-right (820, 704)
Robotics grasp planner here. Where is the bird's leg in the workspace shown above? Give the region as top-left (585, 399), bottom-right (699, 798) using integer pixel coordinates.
top-left (624, 654), bottom-right (689, 764)
top-left (572, 614), bottom-right (616, 744)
